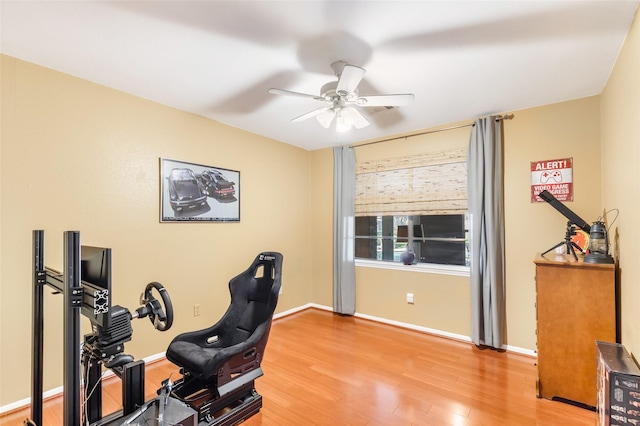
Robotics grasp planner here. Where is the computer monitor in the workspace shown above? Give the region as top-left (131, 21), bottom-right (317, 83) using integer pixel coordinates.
top-left (81, 246), bottom-right (112, 329)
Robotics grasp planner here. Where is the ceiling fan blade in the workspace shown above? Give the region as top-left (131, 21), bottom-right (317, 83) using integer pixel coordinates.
top-left (268, 88), bottom-right (325, 101)
top-left (355, 94), bottom-right (415, 107)
top-left (342, 107), bottom-right (370, 129)
top-left (291, 106), bottom-right (332, 123)
top-left (336, 65), bottom-right (366, 96)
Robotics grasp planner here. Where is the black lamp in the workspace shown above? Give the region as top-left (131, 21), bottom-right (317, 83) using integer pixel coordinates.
top-left (583, 221), bottom-right (614, 264)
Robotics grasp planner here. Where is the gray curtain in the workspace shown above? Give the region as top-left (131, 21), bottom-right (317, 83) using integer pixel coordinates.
top-left (333, 146), bottom-right (356, 315)
top-left (468, 116), bottom-right (506, 348)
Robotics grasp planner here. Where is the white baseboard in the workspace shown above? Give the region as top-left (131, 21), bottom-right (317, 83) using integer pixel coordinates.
top-left (0, 351), bottom-right (167, 415)
top-left (273, 303), bottom-right (317, 319)
top-left (2, 304), bottom-right (535, 414)
top-left (280, 303), bottom-right (536, 358)
top-left (0, 386), bottom-right (65, 415)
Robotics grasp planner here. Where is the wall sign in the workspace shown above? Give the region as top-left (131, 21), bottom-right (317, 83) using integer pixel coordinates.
top-left (531, 157), bottom-right (573, 202)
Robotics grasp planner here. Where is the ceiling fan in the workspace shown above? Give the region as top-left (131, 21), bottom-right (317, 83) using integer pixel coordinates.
top-left (268, 61), bottom-right (415, 132)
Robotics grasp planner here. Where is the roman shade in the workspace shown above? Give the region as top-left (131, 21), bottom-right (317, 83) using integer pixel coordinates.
top-left (355, 148), bottom-right (467, 217)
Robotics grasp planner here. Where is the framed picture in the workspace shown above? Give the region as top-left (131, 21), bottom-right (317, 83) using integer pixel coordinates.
top-left (160, 158), bottom-right (240, 222)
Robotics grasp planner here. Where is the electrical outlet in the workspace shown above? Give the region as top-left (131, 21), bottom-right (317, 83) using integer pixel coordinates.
top-left (193, 304), bottom-right (201, 317)
top-left (406, 293), bottom-right (414, 304)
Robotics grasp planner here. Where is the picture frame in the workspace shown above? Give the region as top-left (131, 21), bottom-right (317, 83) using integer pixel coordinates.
top-left (160, 158), bottom-right (240, 222)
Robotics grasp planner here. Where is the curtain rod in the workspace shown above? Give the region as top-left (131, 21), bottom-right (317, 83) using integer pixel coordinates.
top-left (353, 114), bottom-right (514, 148)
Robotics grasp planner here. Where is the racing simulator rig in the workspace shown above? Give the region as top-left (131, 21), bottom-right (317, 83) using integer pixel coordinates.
top-left (27, 230), bottom-right (282, 426)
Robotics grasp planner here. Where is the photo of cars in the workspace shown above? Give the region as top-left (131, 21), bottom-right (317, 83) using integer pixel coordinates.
top-left (160, 158), bottom-right (240, 222)
top-left (167, 168), bottom-right (208, 212)
top-left (198, 169), bottom-right (236, 200)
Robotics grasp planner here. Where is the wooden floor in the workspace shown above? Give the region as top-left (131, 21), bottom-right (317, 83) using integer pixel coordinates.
top-left (2, 308), bottom-right (595, 425)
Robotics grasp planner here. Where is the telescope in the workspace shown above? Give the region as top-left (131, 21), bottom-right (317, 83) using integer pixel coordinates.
top-left (538, 190), bottom-right (590, 260)
top-left (538, 190), bottom-right (590, 233)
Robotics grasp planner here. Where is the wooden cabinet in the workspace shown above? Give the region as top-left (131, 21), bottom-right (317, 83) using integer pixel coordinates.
top-left (534, 254), bottom-right (616, 407)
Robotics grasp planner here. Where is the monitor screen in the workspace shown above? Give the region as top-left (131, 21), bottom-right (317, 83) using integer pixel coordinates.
top-left (81, 246), bottom-right (112, 328)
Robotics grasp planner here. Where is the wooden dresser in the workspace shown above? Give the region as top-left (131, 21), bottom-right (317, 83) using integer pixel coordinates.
top-left (534, 253), bottom-right (616, 407)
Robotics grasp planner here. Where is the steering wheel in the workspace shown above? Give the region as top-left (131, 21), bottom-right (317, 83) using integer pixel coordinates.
top-left (137, 281), bottom-right (174, 331)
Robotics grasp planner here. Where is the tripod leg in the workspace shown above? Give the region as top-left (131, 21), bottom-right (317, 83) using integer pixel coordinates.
top-left (567, 241), bottom-right (578, 261)
top-left (571, 241), bottom-right (585, 255)
top-left (542, 241), bottom-right (565, 256)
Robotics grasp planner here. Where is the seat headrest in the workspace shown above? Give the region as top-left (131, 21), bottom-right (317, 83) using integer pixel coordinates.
top-left (230, 252), bottom-right (282, 303)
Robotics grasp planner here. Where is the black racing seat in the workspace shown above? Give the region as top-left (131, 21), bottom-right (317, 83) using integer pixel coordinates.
top-left (166, 252), bottom-right (282, 406)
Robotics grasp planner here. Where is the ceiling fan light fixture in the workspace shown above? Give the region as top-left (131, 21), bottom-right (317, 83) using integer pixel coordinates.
top-left (316, 109), bottom-right (335, 129)
top-left (335, 110), bottom-right (351, 133)
top-left (269, 61), bottom-right (413, 132)
top-left (342, 106), bottom-right (370, 129)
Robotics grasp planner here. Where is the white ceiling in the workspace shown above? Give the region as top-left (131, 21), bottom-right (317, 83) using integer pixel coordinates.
top-left (1, 1), bottom-right (638, 151)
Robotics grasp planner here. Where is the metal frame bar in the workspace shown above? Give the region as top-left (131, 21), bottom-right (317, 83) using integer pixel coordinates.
top-left (63, 231), bottom-right (83, 426)
top-left (85, 354), bottom-right (103, 424)
top-left (121, 360), bottom-right (145, 416)
top-left (30, 230), bottom-right (45, 426)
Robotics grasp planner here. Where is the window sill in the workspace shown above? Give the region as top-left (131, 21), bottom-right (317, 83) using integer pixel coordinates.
top-left (355, 259), bottom-right (470, 277)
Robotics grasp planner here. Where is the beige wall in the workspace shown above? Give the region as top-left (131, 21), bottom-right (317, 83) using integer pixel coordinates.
top-left (310, 147), bottom-right (334, 306)
top-left (0, 55), bottom-right (313, 406)
top-left (601, 7), bottom-right (640, 359)
top-left (310, 99), bottom-right (603, 350)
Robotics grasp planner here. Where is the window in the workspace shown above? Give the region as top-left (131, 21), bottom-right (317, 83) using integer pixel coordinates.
top-left (355, 214), bottom-right (469, 266)
top-left (355, 148), bottom-right (468, 268)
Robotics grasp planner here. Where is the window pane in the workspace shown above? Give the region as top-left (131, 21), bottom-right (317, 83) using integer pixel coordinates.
top-left (421, 214), bottom-right (465, 238)
top-left (355, 216), bottom-right (377, 259)
top-left (355, 214), bottom-right (469, 267)
top-left (416, 214), bottom-right (467, 265)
